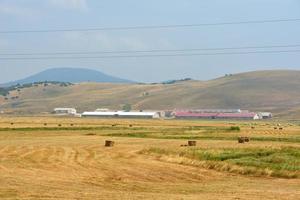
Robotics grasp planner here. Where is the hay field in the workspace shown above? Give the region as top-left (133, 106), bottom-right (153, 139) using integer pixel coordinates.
top-left (0, 116), bottom-right (299, 199)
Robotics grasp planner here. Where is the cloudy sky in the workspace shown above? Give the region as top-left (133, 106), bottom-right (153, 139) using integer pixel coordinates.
top-left (0, 0), bottom-right (300, 83)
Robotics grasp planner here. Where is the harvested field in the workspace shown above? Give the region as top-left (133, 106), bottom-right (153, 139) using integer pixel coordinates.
top-left (0, 117), bottom-right (299, 199)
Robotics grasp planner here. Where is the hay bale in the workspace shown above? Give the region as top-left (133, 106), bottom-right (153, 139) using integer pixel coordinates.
top-left (244, 137), bottom-right (250, 142)
top-left (44, 123), bottom-right (47, 126)
top-left (238, 137), bottom-right (250, 143)
top-left (10, 123), bottom-right (14, 125)
top-left (279, 127), bottom-right (283, 130)
top-left (238, 137), bottom-right (245, 143)
top-left (129, 124), bottom-right (133, 127)
top-left (58, 124), bottom-right (62, 127)
top-left (274, 127), bottom-right (278, 130)
top-left (251, 126), bottom-right (255, 129)
top-left (188, 141), bottom-right (197, 146)
top-left (70, 124), bottom-right (74, 126)
top-left (105, 140), bottom-right (115, 147)
top-left (112, 124), bottom-right (117, 127)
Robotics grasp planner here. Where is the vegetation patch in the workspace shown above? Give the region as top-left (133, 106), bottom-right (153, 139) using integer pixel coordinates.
top-left (228, 126), bottom-right (241, 131)
top-left (0, 81), bottom-right (73, 96)
top-left (104, 132), bottom-right (151, 138)
top-left (2, 125), bottom-right (300, 143)
top-left (140, 147), bottom-right (300, 178)
top-left (104, 131), bottom-right (300, 143)
top-left (0, 126), bottom-right (145, 132)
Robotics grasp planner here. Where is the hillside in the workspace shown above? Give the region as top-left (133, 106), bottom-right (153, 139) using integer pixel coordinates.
top-left (1, 68), bottom-right (133, 87)
top-left (1, 70), bottom-right (300, 118)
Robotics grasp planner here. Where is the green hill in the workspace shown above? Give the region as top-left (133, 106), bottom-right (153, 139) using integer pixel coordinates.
top-left (1, 70), bottom-right (300, 118)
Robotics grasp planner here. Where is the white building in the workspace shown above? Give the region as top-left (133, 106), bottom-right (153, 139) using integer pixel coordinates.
top-left (54, 108), bottom-right (77, 115)
top-left (258, 112), bottom-right (273, 119)
top-left (82, 110), bottom-right (161, 119)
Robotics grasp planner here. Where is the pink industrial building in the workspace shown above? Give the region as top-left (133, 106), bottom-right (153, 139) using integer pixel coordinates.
top-left (174, 109), bottom-right (260, 120)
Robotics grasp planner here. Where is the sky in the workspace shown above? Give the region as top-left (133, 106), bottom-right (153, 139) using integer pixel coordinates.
top-left (0, 0), bottom-right (300, 83)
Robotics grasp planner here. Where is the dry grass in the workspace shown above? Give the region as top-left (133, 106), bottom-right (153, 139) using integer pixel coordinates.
top-left (0, 117), bottom-right (299, 199)
top-left (2, 70), bottom-right (300, 118)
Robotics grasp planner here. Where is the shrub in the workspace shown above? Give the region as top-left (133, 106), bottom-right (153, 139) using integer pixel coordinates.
top-left (229, 126), bottom-right (240, 131)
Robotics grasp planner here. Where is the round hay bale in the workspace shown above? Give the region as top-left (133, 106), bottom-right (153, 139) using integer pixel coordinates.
top-left (105, 140), bottom-right (115, 147)
top-left (244, 137), bottom-right (250, 142)
top-left (44, 123), bottom-right (47, 126)
top-left (58, 124), bottom-right (62, 127)
top-left (129, 124), bottom-right (133, 127)
top-left (238, 137), bottom-right (245, 143)
top-left (70, 124), bottom-right (74, 126)
top-left (10, 123), bottom-right (14, 125)
top-left (279, 127), bottom-right (283, 130)
top-left (251, 126), bottom-right (255, 129)
top-left (188, 141), bottom-right (197, 146)
top-left (274, 127), bottom-right (278, 130)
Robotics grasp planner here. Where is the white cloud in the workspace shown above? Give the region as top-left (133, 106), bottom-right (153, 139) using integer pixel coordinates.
top-left (48, 0), bottom-right (88, 11)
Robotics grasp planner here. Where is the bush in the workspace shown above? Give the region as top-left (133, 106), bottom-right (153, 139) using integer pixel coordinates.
top-left (229, 126), bottom-right (241, 131)
top-left (122, 104), bottom-right (132, 112)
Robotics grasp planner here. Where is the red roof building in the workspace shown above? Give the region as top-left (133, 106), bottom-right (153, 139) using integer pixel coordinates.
top-left (174, 110), bottom-right (260, 120)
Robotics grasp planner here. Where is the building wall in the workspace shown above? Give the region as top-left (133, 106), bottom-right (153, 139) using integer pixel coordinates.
top-left (81, 111), bottom-right (160, 119)
top-left (54, 108), bottom-right (77, 115)
top-left (82, 114), bottom-right (154, 119)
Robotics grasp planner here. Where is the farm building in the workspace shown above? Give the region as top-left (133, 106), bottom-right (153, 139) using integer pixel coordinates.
top-left (183, 109), bottom-right (243, 113)
top-left (258, 112), bottom-right (273, 119)
top-left (82, 110), bottom-right (161, 119)
top-left (54, 108), bottom-right (77, 115)
top-left (174, 109), bottom-right (260, 120)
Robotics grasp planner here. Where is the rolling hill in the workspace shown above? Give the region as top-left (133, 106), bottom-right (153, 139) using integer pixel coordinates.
top-left (1, 68), bottom-right (133, 87)
top-left (1, 70), bottom-right (300, 118)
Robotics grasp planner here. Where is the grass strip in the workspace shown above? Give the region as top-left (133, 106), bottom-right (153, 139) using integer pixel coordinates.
top-left (140, 146), bottom-right (300, 178)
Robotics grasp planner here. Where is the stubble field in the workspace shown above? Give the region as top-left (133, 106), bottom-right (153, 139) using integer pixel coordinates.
top-left (0, 116), bottom-right (299, 199)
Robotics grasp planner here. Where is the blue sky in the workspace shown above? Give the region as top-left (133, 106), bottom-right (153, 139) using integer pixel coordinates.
top-left (0, 0), bottom-right (300, 83)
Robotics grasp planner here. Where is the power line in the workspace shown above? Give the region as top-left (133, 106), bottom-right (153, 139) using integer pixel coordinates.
top-left (1, 18), bottom-right (300, 34)
top-left (1, 44), bottom-right (300, 56)
top-left (1, 49), bottom-right (300, 60)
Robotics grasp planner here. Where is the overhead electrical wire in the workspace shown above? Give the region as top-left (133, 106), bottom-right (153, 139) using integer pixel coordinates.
top-left (1, 18), bottom-right (299, 60)
top-left (0, 44), bottom-right (300, 56)
top-left (1, 49), bottom-right (300, 60)
top-left (0, 18), bottom-right (300, 34)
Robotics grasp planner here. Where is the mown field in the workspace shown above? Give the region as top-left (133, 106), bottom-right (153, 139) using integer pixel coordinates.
top-left (0, 116), bottom-right (299, 199)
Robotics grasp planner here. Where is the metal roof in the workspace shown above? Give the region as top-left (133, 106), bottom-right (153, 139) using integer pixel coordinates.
top-left (82, 111), bottom-right (158, 116)
top-left (175, 111), bottom-right (257, 118)
top-left (175, 109), bottom-right (242, 113)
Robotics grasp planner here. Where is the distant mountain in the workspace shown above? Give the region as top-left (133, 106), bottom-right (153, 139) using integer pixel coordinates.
top-left (2, 68), bottom-right (133, 86)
